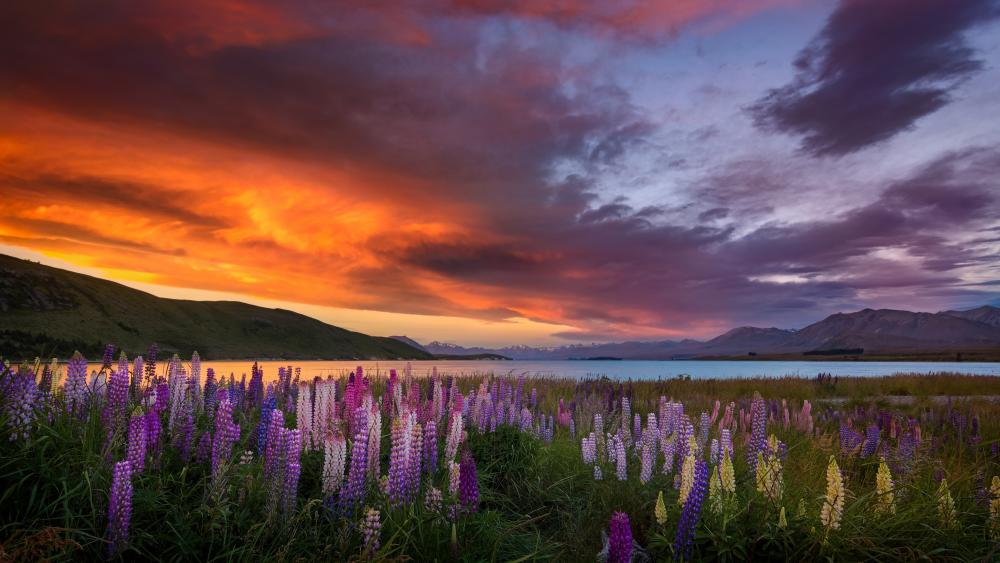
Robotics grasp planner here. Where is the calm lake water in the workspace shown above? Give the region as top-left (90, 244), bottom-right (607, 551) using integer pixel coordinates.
top-left (141, 359), bottom-right (1000, 382)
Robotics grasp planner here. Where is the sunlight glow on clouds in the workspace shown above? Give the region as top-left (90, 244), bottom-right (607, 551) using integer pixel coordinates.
top-left (1, 0), bottom-right (998, 345)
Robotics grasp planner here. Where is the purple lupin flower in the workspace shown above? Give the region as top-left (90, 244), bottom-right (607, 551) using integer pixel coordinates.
top-left (106, 460), bottom-right (133, 556)
top-left (256, 393), bottom-right (277, 455)
top-left (341, 407), bottom-right (370, 514)
top-left (64, 351), bottom-right (89, 415)
top-left (423, 419), bottom-right (438, 474)
top-left (839, 422), bottom-right (863, 454)
top-left (145, 410), bottom-right (162, 457)
top-left (388, 415), bottom-right (410, 506)
top-left (861, 424), bottom-right (880, 458)
top-left (640, 442), bottom-right (654, 484)
top-left (102, 364), bottom-right (130, 450)
top-left (38, 364), bottom-right (53, 397)
top-left (101, 344), bottom-right (115, 371)
top-left (608, 511), bottom-right (632, 563)
top-left (674, 459), bottom-right (708, 561)
top-left (283, 429), bottom-right (302, 513)
top-left (203, 368), bottom-right (217, 413)
top-left (176, 398), bottom-right (195, 462)
top-left (195, 431), bottom-right (212, 463)
top-left (264, 409), bottom-right (285, 478)
top-left (4, 369), bottom-right (39, 441)
top-left (747, 394), bottom-right (766, 475)
top-left (127, 415), bottom-right (147, 474)
top-left (405, 422), bottom-right (423, 502)
top-left (614, 435), bottom-right (628, 481)
top-left (676, 415), bottom-right (692, 460)
top-left (459, 451), bottom-right (480, 514)
top-left (154, 383), bottom-right (169, 414)
top-left (130, 356), bottom-right (143, 401)
top-left (720, 428), bottom-right (733, 459)
top-left (211, 393), bottom-right (237, 484)
top-left (144, 344), bottom-right (158, 384)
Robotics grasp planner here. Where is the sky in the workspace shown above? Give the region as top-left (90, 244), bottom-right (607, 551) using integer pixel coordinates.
top-left (2, 0), bottom-right (999, 347)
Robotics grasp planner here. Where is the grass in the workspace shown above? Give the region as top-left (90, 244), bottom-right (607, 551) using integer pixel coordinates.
top-left (2, 362), bottom-right (1000, 561)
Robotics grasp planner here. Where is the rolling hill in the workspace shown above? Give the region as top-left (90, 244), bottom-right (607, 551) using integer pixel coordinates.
top-left (0, 254), bottom-right (433, 361)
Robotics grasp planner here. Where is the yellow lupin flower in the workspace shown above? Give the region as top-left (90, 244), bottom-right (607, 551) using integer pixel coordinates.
top-left (989, 476), bottom-right (1000, 540)
top-left (755, 436), bottom-right (783, 503)
top-left (720, 449), bottom-right (736, 494)
top-left (778, 506), bottom-right (788, 529)
top-left (678, 450), bottom-right (696, 506)
top-left (937, 478), bottom-right (957, 529)
top-left (874, 458), bottom-right (895, 516)
top-left (820, 456), bottom-right (844, 531)
top-left (797, 498), bottom-right (807, 519)
top-left (655, 490), bottom-right (668, 525)
top-left (708, 466), bottom-right (723, 514)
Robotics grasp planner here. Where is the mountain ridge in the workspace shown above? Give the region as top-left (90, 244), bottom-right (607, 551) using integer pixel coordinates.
top-left (0, 254), bottom-right (433, 361)
top-left (418, 306), bottom-right (1000, 360)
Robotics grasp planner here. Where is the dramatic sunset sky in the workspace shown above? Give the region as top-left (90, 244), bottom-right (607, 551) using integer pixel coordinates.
top-left (2, 0), bottom-right (999, 346)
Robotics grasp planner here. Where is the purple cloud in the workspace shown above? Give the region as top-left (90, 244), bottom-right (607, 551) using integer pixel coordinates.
top-left (750, 0), bottom-right (1000, 156)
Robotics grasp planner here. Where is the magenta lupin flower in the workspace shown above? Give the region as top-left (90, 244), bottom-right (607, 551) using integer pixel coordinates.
top-left (127, 415), bottom-right (147, 474)
top-left (106, 460), bottom-right (133, 556)
top-left (608, 511), bottom-right (632, 563)
top-left (459, 451), bottom-right (480, 514)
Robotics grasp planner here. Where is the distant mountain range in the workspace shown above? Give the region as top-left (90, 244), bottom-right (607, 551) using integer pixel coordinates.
top-left (3, 252), bottom-right (997, 362)
top-left (0, 254), bottom-right (432, 360)
top-left (396, 305), bottom-right (1000, 360)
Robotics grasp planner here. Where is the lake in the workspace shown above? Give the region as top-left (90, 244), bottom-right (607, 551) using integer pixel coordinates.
top-left (141, 359), bottom-right (1000, 381)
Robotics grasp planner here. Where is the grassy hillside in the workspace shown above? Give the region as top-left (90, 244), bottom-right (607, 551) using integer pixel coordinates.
top-left (0, 254), bottom-right (433, 361)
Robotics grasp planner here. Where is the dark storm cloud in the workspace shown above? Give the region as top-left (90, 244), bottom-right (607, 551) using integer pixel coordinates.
top-left (751, 0), bottom-right (1000, 156)
top-left (1, 171), bottom-right (227, 229)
